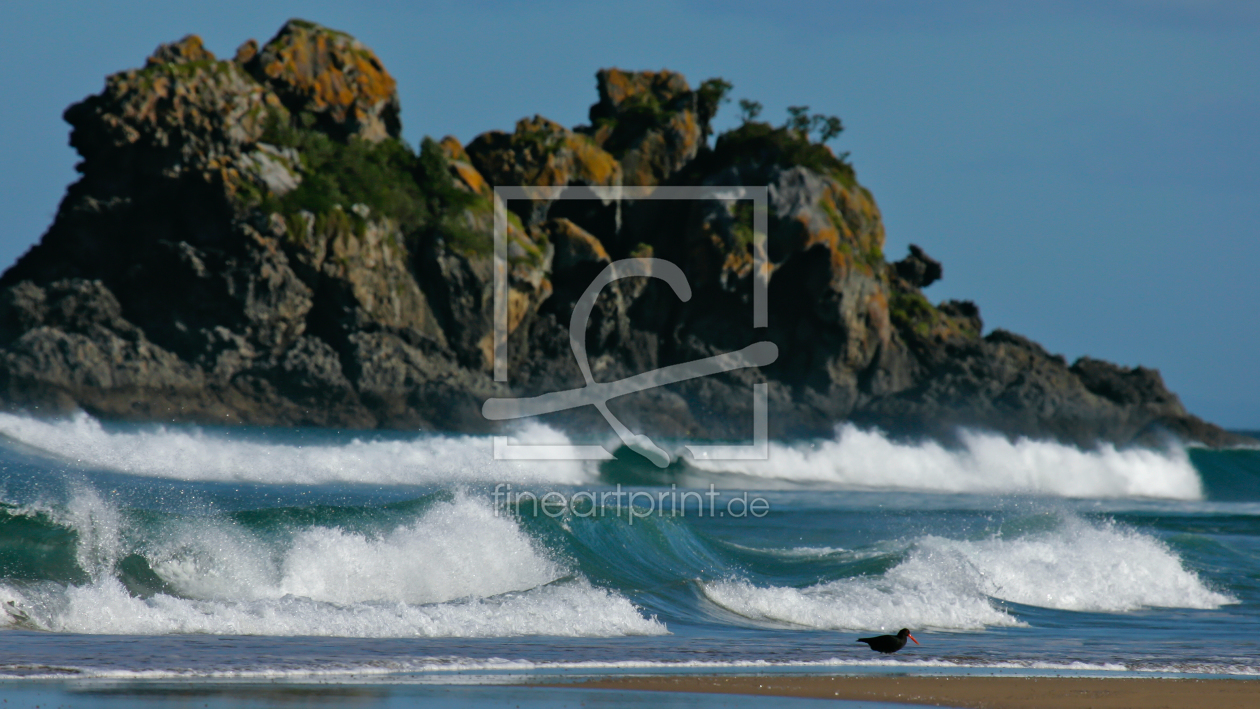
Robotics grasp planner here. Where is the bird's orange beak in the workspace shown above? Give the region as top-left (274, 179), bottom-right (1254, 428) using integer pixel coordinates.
top-left (908, 633), bottom-right (919, 645)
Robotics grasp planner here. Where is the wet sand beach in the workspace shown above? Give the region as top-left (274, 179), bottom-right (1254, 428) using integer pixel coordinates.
top-left (557, 675), bottom-right (1260, 708)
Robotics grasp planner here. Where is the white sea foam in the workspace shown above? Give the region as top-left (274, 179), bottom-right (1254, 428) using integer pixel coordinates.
top-left (913, 516), bottom-right (1235, 612)
top-left (4, 656), bottom-right (1256, 681)
top-left (0, 412), bottom-right (594, 485)
top-left (143, 496), bottom-right (564, 606)
top-left (0, 492), bottom-right (664, 638)
top-left (688, 424), bottom-right (1203, 499)
top-left (702, 569), bottom-right (1021, 632)
top-left (702, 515), bottom-right (1232, 631)
top-left (3, 577), bottom-right (662, 638)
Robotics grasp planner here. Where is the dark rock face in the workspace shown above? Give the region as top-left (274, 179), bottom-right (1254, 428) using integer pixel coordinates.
top-left (0, 19), bottom-right (1247, 448)
top-left (894, 244), bottom-right (942, 289)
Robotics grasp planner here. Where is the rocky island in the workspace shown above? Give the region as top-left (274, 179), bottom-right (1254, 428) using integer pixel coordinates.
top-left (0, 19), bottom-right (1243, 448)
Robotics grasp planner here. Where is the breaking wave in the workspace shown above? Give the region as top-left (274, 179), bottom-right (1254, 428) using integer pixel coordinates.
top-left (701, 513), bottom-right (1233, 631)
top-left (0, 491), bottom-right (663, 638)
top-left (687, 424), bottom-right (1203, 499)
top-left (0, 412), bottom-right (594, 485)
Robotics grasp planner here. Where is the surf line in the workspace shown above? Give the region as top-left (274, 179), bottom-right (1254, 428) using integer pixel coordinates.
top-left (482, 258), bottom-right (778, 467)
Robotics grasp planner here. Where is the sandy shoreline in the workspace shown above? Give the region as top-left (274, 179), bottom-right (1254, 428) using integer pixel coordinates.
top-left (551, 675), bottom-right (1260, 708)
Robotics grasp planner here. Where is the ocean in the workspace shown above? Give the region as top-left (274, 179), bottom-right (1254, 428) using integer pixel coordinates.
top-left (0, 412), bottom-right (1257, 704)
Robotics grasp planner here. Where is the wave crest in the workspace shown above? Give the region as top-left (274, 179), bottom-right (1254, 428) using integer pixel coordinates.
top-left (701, 514), bottom-right (1232, 631)
top-left (0, 491), bottom-right (664, 638)
top-left (0, 412), bottom-right (593, 485)
top-left (687, 424), bottom-right (1203, 499)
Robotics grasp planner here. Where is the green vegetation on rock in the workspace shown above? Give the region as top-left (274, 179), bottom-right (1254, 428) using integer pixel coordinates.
top-left (889, 289), bottom-right (938, 338)
top-left (784, 105), bottom-right (843, 144)
top-left (2, 18), bottom-right (1235, 449)
top-left (712, 121), bottom-right (857, 188)
top-left (254, 115), bottom-right (501, 259)
top-left (416, 137), bottom-right (505, 257)
top-left (889, 289), bottom-right (983, 341)
top-left (731, 201), bottom-right (756, 252)
top-left (260, 115), bottom-right (429, 233)
top-left (695, 78), bottom-right (732, 136)
top-left (593, 90), bottom-right (671, 157)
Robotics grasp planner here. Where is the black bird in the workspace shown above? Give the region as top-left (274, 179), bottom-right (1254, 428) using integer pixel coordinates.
top-left (857, 628), bottom-right (919, 654)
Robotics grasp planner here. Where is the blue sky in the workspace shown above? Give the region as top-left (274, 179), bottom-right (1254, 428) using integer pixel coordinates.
top-left (1, 1), bottom-right (1257, 426)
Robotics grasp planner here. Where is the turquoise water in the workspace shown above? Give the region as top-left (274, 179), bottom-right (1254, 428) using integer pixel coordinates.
top-left (0, 412), bottom-right (1257, 692)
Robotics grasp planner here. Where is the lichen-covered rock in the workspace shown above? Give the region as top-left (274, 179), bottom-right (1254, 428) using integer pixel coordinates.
top-left (584, 68), bottom-right (703, 186)
top-left (240, 19), bottom-right (401, 143)
top-left (0, 20), bottom-right (416, 429)
top-left (147, 34), bottom-right (216, 66)
top-left (465, 116), bottom-right (621, 225)
top-left (59, 34), bottom-right (296, 214)
top-left (529, 218), bottom-right (650, 378)
top-left (544, 217), bottom-right (611, 274)
top-left (626, 159), bottom-right (903, 433)
top-left (438, 135), bottom-right (491, 197)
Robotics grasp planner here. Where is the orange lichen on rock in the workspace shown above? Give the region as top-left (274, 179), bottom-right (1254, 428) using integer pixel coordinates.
top-left (538, 218), bottom-right (610, 273)
top-left (67, 41), bottom-right (284, 181)
top-left (233, 39), bottom-right (259, 65)
top-left (146, 35), bottom-right (216, 66)
top-left (465, 116), bottom-right (621, 224)
top-left (439, 135), bottom-right (491, 197)
top-left (241, 19), bottom-right (400, 142)
top-left (595, 68), bottom-right (690, 112)
top-left (587, 68), bottom-right (703, 186)
top-left (438, 135), bottom-right (469, 163)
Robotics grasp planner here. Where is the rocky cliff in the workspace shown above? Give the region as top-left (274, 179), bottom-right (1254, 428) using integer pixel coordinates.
top-left (0, 20), bottom-right (1244, 448)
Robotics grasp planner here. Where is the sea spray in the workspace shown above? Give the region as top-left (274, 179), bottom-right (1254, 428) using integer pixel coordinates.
top-left (687, 423), bottom-right (1204, 498)
top-left (36, 576), bottom-right (664, 637)
top-left (273, 497), bottom-right (563, 604)
top-left (700, 513), bottom-right (1231, 631)
top-left (0, 489), bottom-right (665, 637)
top-left (0, 412), bottom-right (595, 485)
top-left (910, 515), bottom-right (1236, 611)
top-left (0, 412), bottom-right (1206, 498)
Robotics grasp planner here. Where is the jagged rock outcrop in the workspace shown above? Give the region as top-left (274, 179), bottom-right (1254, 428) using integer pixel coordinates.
top-left (437, 136), bottom-right (491, 197)
top-left (0, 21), bottom-right (496, 429)
top-left (466, 115), bottom-right (621, 226)
top-left (238, 19), bottom-right (401, 143)
top-left (583, 68), bottom-right (704, 186)
top-left (894, 244), bottom-right (942, 289)
top-left (0, 19), bottom-right (1245, 448)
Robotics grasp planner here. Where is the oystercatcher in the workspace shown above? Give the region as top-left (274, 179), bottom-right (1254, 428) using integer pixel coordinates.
top-left (857, 628), bottom-right (919, 654)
